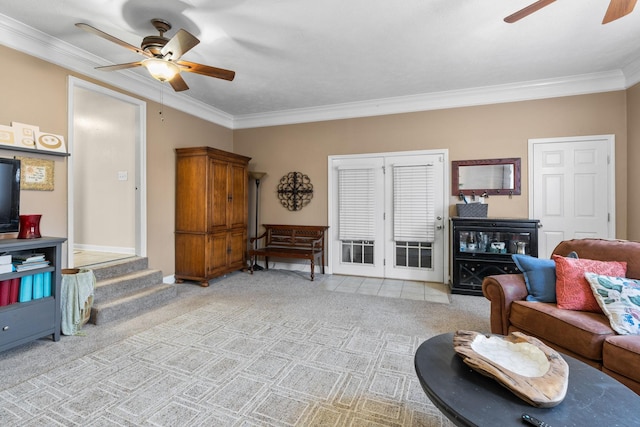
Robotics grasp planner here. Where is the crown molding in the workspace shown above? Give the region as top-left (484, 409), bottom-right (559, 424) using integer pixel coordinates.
top-left (232, 70), bottom-right (627, 129)
top-left (0, 12), bottom-right (632, 131)
top-left (0, 13), bottom-right (234, 129)
top-left (622, 56), bottom-right (640, 88)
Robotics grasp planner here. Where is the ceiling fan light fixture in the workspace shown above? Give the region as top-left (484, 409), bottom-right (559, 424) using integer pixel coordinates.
top-left (142, 58), bottom-right (180, 82)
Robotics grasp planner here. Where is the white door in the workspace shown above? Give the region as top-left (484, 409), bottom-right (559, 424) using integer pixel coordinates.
top-left (329, 150), bottom-right (447, 282)
top-left (529, 135), bottom-right (615, 258)
top-left (384, 154), bottom-right (445, 280)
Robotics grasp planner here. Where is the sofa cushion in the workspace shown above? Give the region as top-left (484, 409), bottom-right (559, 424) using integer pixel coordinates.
top-left (585, 273), bottom-right (640, 335)
top-left (512, 254), bottom-right (557, 302)
top-left (554, 255), bottom-right (627, 313)
top-left (553, 239), bottom-right (640, 280)
top-left (512, 252), bottom-right (578, 303)
top-left (603, 335), bottom-right (640, 384)
top-left (509, 301), bottom-right (615, 360)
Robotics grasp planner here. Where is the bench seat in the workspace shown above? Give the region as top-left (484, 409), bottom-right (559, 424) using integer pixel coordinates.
top-left (249, 224), bottom-right (329, 281)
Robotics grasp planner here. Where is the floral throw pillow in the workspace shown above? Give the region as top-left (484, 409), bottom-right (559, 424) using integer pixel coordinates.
top-left (553, 255), bottom-right (627, 313)
top-left (584, 273), bottom-right (640, 335)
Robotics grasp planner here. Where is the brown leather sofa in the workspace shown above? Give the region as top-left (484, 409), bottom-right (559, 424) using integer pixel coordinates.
top-left (482, 238), bottom-right (640, 394)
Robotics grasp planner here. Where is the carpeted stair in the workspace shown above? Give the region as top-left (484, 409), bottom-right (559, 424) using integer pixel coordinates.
top-left (88, 257), bottom-right (177, 325)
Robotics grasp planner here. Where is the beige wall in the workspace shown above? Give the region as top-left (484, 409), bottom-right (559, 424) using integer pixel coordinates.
top-left (0, 45), bottom-right (233, 276)
top-left (627, 83), bottom-right (640, 241)
top-left (234, 91), bottom-right (629, 238)
top-left (0, 43), bottom-right (637, 279)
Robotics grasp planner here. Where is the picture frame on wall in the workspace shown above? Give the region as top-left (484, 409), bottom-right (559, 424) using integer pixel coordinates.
top-left (17, 156), bottom-right (54, 191)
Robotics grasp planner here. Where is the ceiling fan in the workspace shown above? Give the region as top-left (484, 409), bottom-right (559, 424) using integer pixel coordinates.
top-left (504, 0), bottom-right (637, 24)
top-left (76, 19), bottom-right (235, 92)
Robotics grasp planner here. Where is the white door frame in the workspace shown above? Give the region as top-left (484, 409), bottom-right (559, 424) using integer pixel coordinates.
top-left (67, 77), bottom-right (147, 267)
top-left (327, 149), bottom-right (449, 282)
top-left (528, 134), bottom-right (615, 256)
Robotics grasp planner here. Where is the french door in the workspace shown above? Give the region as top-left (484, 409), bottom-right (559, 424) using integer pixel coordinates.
top-left (328, 150), bottom-right (447, 282)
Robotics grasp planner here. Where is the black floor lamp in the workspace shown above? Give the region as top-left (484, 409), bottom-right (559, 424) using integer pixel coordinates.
top-left (249, 171), bottom-right (266, 270)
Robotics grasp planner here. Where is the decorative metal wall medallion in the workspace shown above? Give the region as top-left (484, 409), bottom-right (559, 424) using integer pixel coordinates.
top-left (277, 171), bottom-right (313, 211)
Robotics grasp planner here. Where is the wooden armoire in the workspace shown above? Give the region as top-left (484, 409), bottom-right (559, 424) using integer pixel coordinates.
top-left (175, 147), bottom-right (251, 286)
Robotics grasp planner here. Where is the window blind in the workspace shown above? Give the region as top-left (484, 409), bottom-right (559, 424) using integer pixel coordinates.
top-left (393, 164), bottom-right (435, 242)
top-left (338, 168), bottom-right (375, 240)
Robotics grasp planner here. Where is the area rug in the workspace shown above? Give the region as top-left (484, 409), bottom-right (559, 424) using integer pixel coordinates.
top-left (0, 270), bottom-right (489, 426)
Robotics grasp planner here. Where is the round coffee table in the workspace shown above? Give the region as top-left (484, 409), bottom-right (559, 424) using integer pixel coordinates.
top-left (415, 333), bottom-right (640, 427)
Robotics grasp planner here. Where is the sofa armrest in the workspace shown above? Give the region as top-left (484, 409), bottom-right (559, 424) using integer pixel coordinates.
top-left (482, 274), bottom-right (529, 335)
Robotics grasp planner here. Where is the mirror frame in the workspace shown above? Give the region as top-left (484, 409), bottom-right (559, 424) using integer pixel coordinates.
top-left (452, 157), bottom-right (521, 196)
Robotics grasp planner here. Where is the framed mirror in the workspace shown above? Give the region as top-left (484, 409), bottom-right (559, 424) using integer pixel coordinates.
top-left (452, 158), bottom-right (521, 196)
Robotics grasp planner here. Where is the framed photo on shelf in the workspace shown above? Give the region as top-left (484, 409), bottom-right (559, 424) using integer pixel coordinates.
top-left (0, 124), bottom-right (15, 147)
top-left (11, 122), bottom-right (39, 149)
top-left (16, 156), bottom-right (54, 191)
top-left (35, 132), bottom-right (67, 153)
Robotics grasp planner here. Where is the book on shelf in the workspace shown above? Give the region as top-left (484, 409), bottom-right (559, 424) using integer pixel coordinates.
top-left (33, 273), bottom-right (44, 300)
top-left (0, 253), bottom-right (11, 265)
top-left (9, 278), bottom-right (19, 304)
top-left (43, 272), bottom-right (51, 297)
top-left (0, 263), bottom-right (13, 274)
top-left (19, 275), bottom-right (33, 302)
top-left (0, 280), bottom-right (9, 306)
top-left (12, 253), bottom-right (46, 263)
top-left (13, 261), bottom-right (50, 272)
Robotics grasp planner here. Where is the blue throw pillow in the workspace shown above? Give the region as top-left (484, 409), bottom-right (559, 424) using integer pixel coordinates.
top-left (512, 254), bottom-right (557, 302)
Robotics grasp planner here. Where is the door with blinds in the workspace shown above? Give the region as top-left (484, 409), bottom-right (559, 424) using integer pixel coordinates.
top-left (329, 151), bottom-right (447, 282)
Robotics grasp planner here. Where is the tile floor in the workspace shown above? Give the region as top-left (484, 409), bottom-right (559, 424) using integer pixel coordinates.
top-left (321, 274), bottom-right (451, 304)
top-left (73, 251), bottom-right (451, 304)
top-left (73, 250), bottom-right (134, 268)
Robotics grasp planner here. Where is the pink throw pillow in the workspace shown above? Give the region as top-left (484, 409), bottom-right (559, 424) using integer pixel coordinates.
top-left (553, 255), bottom-right (627, 313)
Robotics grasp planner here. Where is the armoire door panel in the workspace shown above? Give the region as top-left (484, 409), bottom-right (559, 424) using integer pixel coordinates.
top-left (176, 155), bottom-right (208, 232)
top-left (210, 159), bottom-right (230, 231)
top-left (229, 164), bottom-right (248, 229)
top-left (175, 233), bottom-right (206, 279)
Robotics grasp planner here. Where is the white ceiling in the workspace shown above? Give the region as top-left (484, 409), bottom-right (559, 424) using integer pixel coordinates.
top-left (1, 0), bottom-right (639, 129)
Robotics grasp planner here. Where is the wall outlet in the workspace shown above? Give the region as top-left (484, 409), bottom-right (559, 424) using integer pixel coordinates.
top-left (118, 171), bottom-right (128, 181)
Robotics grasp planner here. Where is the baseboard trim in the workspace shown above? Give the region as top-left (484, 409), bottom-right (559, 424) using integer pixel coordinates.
top-left (74, 243), bottom-right (135, 255)
top-left (166, 261), bottom-right (332, 285)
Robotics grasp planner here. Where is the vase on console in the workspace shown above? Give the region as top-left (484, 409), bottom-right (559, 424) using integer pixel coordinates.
top-left (18, 214), bottom-right (42, 239)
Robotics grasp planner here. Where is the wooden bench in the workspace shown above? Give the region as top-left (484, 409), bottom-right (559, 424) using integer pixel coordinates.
top-left (249, 224), bottom-right (329, 281)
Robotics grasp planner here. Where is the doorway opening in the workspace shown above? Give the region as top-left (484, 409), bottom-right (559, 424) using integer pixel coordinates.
top-left (67, 77), bottom-right (147, 268)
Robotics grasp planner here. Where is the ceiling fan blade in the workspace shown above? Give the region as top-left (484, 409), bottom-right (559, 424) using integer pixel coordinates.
top-left (178, 60), bottom-right (235, 81)
top-left (504, 0), bottom-right (556, 23)
top-left (602, 0), bottom-right (637, 23)
top-left (75, 23), bottom-right (152, 58)
top-left (161, 29), bottom-right (200, 61)
top-left (95, 61), bottom-right (144, 71)
top-left (169, 73), bottom-right (189, 92)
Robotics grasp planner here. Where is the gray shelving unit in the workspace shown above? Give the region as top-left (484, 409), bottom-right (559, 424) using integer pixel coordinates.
top-left (0, 236), bottom-right (66, 352)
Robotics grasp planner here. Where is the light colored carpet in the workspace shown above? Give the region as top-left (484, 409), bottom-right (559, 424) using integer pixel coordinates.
top-left (0, 270), bottom-right (491, 426)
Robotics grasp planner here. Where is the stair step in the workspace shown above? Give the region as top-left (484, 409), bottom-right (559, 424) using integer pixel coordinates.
top-left (74, 256), bottom-right (177, 325)
top-left (90, 283), bottom-right (177, 325)
top-left (89, 256), bottom-right (149, 281)
top-left (93, 269), bottom-right (164, 302)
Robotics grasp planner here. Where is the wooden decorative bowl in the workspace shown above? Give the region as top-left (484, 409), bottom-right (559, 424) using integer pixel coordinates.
top-left (453, 330), bottom-right (569, 407)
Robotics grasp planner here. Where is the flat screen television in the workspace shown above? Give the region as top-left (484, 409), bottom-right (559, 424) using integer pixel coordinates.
top-left (0, 158), bottom-right (20, 233)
